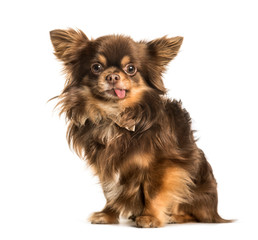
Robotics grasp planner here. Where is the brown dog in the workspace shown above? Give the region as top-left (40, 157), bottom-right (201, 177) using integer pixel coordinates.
top-left (50, 29), bottom-right (230, 227)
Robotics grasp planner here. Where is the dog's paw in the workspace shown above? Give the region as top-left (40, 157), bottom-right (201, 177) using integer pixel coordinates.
top-left (135, 215), bottom-right (162, 228)
top-left (89, 212), bottom-right (119, 224)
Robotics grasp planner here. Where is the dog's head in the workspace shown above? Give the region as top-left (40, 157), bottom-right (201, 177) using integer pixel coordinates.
top-left (50, 29), bottom-right (183, 127)
top-left (50, 28), bottom-right (182, 101)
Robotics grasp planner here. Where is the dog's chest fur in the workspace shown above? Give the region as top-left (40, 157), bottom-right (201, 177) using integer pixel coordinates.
top-left (89, 120), bottom-right (150, 216)
top-left (102, 173), bottom-right (123, 202)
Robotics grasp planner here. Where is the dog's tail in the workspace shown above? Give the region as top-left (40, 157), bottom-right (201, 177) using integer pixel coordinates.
top-left (213, 213), bottom-right (234, 223)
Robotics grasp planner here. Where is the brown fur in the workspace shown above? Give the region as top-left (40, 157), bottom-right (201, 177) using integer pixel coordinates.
top-left (50, 28), bottom-right (231, 227)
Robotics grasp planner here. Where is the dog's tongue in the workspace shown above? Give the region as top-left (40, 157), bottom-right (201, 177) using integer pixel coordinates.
top-left (114, 89), bottom-right (126, 99)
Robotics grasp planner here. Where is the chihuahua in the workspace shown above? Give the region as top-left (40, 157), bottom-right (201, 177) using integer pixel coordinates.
top-left (50, 28), bottom-right (230, 227)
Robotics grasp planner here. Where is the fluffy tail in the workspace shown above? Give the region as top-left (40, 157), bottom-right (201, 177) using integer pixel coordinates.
top-left (213, 213), bottom-right (234, 223)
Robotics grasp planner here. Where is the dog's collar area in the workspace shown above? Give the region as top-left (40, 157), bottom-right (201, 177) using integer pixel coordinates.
top-left (70, 114), bottom-right (135, 131)
top-left (109, 115), bottom-right (136, 132)
top-left (115, 121), bottom-right (136, 131)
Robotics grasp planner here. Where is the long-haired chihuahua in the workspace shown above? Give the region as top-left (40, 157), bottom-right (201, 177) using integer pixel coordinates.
top-left (50, 29), bottom-right (231, 227)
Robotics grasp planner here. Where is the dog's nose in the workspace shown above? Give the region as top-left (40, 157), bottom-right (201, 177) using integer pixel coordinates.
top-left (106, 73), bottom-right (120, 83)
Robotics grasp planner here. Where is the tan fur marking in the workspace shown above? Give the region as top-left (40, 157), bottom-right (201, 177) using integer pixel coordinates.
top-left (120, 75), bottom-right (150, 109)
top-left (143, 167), bottom-right (194, 225)
top-left (97, 54), bottom-right (107, 66)
top-left (162, 167), bottom-right (194, 204)
top-left (126, 153), bottom-right (153, 169)
top-left (121, 55), bottom-right (131, 67)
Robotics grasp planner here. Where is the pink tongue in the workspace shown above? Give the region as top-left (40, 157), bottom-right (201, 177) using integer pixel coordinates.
top-left (114, 89), bottom-right (126, 99)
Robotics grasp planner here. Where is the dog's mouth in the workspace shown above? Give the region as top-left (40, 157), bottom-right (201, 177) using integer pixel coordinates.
top-left (106, 88), bottom-right (127, 99)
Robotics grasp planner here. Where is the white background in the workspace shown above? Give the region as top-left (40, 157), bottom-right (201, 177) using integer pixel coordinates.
top-left (0, 0), bottom-right (257, 239)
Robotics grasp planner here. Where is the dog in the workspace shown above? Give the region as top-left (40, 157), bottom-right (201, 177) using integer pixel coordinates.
top-left (50, 28), bottom-right (230, 227)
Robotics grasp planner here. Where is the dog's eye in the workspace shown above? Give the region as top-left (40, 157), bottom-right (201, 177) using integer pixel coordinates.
top-left (124, 64), bottom-right (137, 76)
top-left (91, 63), bottom-right (103, 74)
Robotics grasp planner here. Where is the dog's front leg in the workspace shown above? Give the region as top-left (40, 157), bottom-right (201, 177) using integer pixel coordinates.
top-left (90, 174), bottom-right (122, 224)
top-left (135, 165), bottom-right (193, 228)
top-left (90, 205), bottom-right (120, 224)
top-left (135, 189), bottom-right (168, 228)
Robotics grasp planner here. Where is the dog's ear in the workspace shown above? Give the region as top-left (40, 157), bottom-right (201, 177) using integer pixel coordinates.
top-left (143, 36), bottom-right (183, 94)
top-left (50, 28), bottom-right (88, 63)
top-left (147, 36), bottom-right (183, 67)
